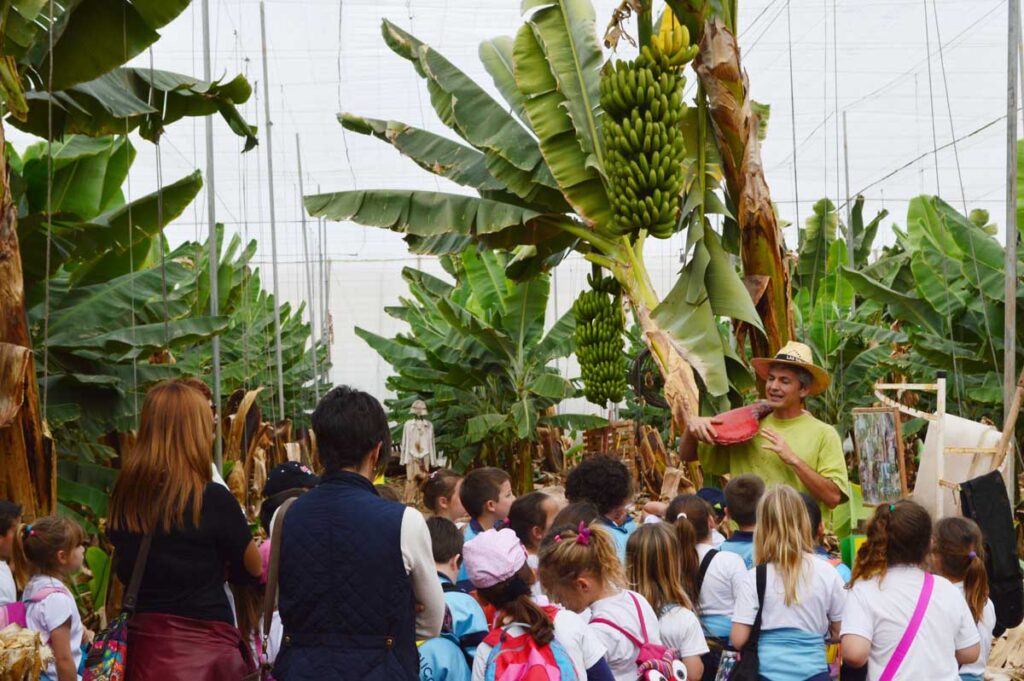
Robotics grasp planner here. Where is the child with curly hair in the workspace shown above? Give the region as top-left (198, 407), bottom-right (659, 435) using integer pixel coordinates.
top-left (841, 501), bottom-right (980, 680)
top-left (565, 455), bottom-right (636, 564)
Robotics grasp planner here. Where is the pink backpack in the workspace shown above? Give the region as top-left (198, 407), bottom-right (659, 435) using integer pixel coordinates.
top-left (591, 592), bottom-right (686, 681)
top-left (0, 586), bottom-right (67, 629)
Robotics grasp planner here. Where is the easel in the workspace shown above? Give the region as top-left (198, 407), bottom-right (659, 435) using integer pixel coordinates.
top-left (872, 372), bottom-right (949, 516)
top-left (872, 368), bottom-right (1024, 517)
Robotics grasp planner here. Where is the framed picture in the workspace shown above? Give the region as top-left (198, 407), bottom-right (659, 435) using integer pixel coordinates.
top-left (851, 407), bottom-right (908, 505)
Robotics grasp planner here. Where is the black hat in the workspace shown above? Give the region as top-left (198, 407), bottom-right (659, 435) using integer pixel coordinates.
top-left (262, 462), bottom-right (320, 498)
top-left (697, 487), bottom-right (726, 521)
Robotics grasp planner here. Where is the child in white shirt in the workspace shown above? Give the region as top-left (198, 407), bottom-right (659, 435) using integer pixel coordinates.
top-left (625, 522), bottom-right (708, 680)
top-left (930, 517), bottom-right (996, 681)
top-left (841, 500), bottom-right (980, 681)
top-left (730, 486), bottom-right (845, 681)
top-left (13, 515), bottom-right (89, 681)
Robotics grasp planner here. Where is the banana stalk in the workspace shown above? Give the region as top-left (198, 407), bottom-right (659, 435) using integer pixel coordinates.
top-left (587, 234), bottom-right (701, 429)
top-left (693, 18), bottom-right (795, 359)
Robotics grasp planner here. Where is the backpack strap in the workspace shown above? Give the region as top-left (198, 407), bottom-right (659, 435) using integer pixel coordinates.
top-left (696, 549), bottom-right (718, 593)
top-left (590, 592), bottom-right (648, 648)
top-left (879, 572), bottom-right (934, 681)
top-left (590, 616), bottom-right (643, 648)
top-left (24, 585), bottom-right (68, 604)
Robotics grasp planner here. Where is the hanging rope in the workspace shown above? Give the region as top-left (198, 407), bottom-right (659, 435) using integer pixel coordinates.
top-left (337, 0), bottom-right (357, 189)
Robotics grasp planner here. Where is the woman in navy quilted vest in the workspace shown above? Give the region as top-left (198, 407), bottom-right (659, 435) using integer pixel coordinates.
top-left (274, 386), bottom-right (444, 680)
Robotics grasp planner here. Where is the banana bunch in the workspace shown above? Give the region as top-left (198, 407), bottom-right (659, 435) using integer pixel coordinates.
top-left (599, 24), bottom-right (695, 240)
top-left (574, 272), bottom-right (628, 406)
top-left (647, 23), bottom-right (699, 70)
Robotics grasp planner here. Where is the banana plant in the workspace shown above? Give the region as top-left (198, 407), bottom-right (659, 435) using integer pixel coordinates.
top-left (840, 195), bottom-right (1024, 427)
top-left (790, 196), bottom-right (903, 437)
top-left (356, 248), bottom-right (603, 492)
top-left (6, 136), bottom-right (327, 531)
top-left (307, 1), bottom-right (767, 436)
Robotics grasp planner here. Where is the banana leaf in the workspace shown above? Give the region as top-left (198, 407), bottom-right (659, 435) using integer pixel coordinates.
top-left (512, 22), bottom-right (610, 227)
top-left (521, 0), bottom-right (606, 172)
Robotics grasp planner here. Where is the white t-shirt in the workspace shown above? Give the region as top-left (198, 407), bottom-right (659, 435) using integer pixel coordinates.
top-left (696, 543), bottom-right (747, 617)
top-left (588, 589), bottom-right (662, 681)
top-left (840, 567), bottom-right (980, 681)
top-left (526, 553), bottom-right (545, 601)
top-left (0, 561), bottom-right (16, 606)
top-left (24, 575), bottom-right (83, 681)
top-left (659, 604), bottom-right (710, 659)
top-left (711, 529), bottom-right (726, 548)
top-left (732, 554), bottom-right (845, 633)
top-left (954, 582), bottom-right (995, 678)
top-left (473, 608), bottom-right (606, 680)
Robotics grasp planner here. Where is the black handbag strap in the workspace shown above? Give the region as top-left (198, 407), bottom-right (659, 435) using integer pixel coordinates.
top-left (696, 549), bottom-right (718, 593)
top-left (121, 533), bottom-right (153, 615)
top-left (747, 564), bottom-right (768, 645)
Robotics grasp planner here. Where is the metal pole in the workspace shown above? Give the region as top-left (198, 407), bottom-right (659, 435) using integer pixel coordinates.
top-left (786, 0), bottom-right (802, 245)
top-left (260, 1), bottom-right (286, 420)
top-left (842, 112), bottom-right (854, 267)
top-left (201, 0), bottom-right (223, 469)
top-left (936, 371), bottom-right (947, 518)
top-left (295, 135), bottom-right (320, 403)
top-left (1007, 0), bottom-right (1019, 422)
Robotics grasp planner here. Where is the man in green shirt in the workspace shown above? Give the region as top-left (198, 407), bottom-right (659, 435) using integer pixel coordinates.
top-left (681, 341), bottom-right (849, 510)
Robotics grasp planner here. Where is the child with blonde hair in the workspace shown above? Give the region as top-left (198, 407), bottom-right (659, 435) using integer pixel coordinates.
top-left (841, 500), bottom-right (980, 680)
top-left (626, 523), bottom-right (707, 680)
top-left (931, 517), bottom-right (995, 681)
top-left (540, 522), bottom-right (668, 681)
top-left (670, 494), bottom-right (745, 680)
top-left (730, 485), bottom-right (844, 681)
top-left (12, 515), bottom-right (89, 681)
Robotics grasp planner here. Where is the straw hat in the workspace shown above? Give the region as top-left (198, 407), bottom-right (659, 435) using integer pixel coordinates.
top-left (410, 399), bottom-right (428, 416)
top-left (750, 341), bottom-right (830, 396)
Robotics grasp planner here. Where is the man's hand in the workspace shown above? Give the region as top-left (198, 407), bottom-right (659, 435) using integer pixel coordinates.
top-left (760, 428), bottom-right (799, 466)
top-left (688, 416), bottom-right (723, 444)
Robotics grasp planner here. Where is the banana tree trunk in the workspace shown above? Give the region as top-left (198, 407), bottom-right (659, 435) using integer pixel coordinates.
top-left (0, 121), bottom-right (52, 520)
top-left (693, 19), bottom-right (795, 359)
top-left (512, 437), bottom-right (533, 495)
